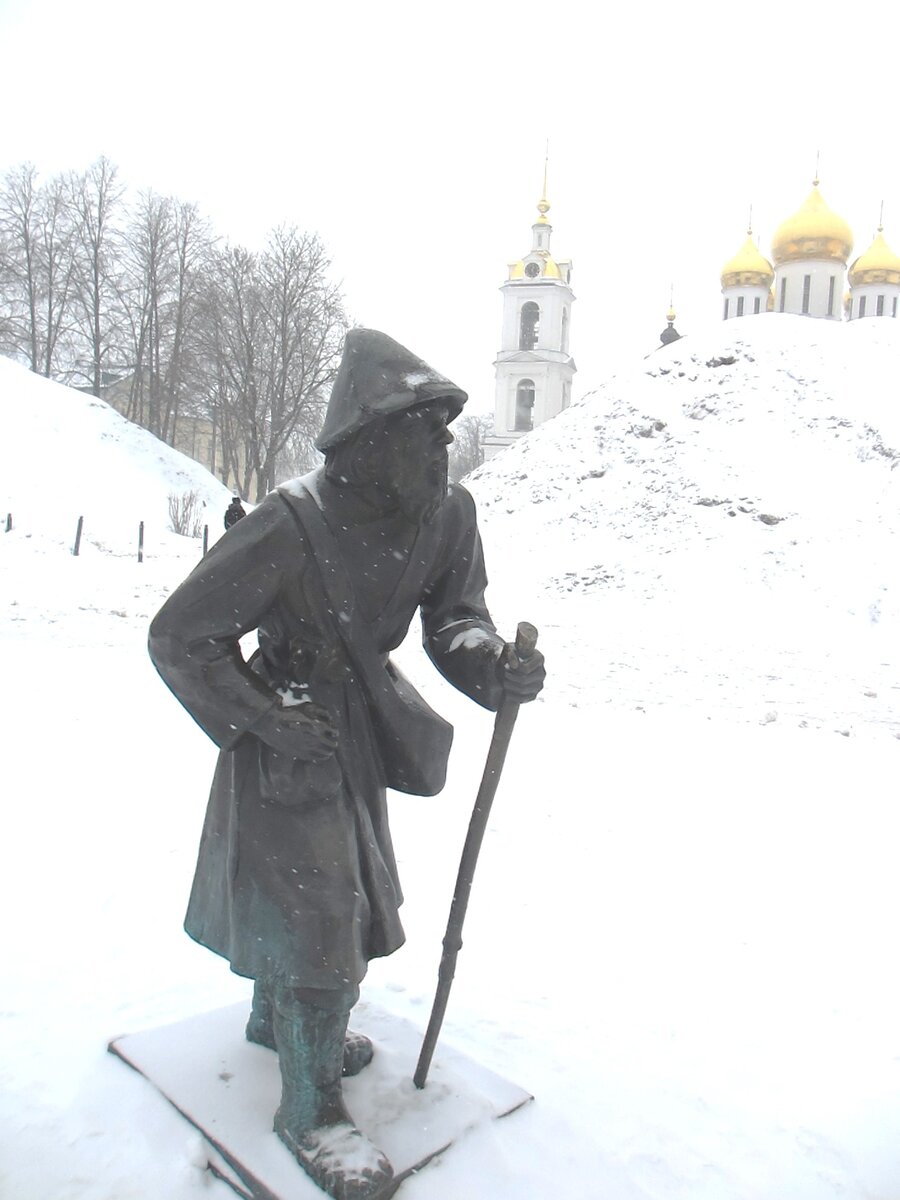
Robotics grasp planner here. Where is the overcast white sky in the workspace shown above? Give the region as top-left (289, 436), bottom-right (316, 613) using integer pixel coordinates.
top-left (3, 0), bottom-right (900, 414)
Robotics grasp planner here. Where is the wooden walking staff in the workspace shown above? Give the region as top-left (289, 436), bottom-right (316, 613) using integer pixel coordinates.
top-left (414, 620), bottom-right (539, 1089)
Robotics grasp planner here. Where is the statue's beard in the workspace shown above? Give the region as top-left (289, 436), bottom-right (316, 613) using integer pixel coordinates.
top-left (325, 423), bottom-right (450, 524)
top-left (389, 453), bottom-right (448, 524)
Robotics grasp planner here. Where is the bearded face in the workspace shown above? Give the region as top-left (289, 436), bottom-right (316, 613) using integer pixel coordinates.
top-left (380, 402), bottom-right (453, 522)
top-left (325, 402), bottom-right (455, 524)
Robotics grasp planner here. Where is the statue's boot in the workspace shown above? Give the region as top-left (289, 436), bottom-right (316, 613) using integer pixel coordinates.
top-left (246, 981), bottom-right (374, 1076)
top-left (341, 1029), bottom-right (375, 1078)
top-left (245, 979), bottom-right (276, 1048)
top-left (272, 989), bottom-right (393, 1200)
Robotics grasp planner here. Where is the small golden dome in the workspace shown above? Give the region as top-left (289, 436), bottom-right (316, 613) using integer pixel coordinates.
top-left (848, 227), bottom-right (900, 286)
top-left (666, 306), bottom-right (676, 323)
top-left (721, 230), bottom-right (774, 289)
top-left (771, 182), bottom-right (853, 266)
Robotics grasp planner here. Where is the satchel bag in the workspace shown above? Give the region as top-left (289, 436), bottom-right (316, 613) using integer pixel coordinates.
top-left (277, 481), bottom-right (453, 797)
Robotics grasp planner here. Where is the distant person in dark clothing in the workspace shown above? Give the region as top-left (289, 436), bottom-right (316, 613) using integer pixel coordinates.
top-left (224, 496), bottom-right (246, 529)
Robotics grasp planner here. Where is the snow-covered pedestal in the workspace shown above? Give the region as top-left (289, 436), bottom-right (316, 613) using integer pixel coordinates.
top-left (109, 1000), bottom-right (532, 1199)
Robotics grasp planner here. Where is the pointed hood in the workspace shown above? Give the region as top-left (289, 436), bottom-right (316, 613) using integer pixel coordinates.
top-left (316, 328), bottom-right (467, 451)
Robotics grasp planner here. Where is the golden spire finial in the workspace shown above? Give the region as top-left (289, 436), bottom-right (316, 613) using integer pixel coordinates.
top-left (747, 203), bottom-right (753, 237)
top-left (813, 149), bottom-right (820, 188)
top-left (878, 199), bottom-right (884, 233)
top-left (537, 141), bottom-right (551, 219)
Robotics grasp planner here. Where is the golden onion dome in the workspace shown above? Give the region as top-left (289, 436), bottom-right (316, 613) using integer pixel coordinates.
top-left (666, 306), bottom-right (676, 322)
top-left (721, 230), bottom-right (774, 289)
top-left (848, 227), bottom-right (900, 286)
top-left (771, 181), bottom-right (853, 266)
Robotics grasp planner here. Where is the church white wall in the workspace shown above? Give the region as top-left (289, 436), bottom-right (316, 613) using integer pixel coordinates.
top-left (492, 358), bottom-right (575, 434)
top-left (499, 283), bottom-right (575, 351)
top-left (721, 286), bottom-right (769, 319)
top-left (774, 259), bottom-right (845, 319)
top-left (494, 362), bottom-right (547, 434)
top-left (848, 283), bottom-right (900, 319)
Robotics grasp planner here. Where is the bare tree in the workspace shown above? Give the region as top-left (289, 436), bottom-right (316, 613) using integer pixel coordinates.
top-left (68, 157), bottom-right (125, 395)
top-left (0, 163), bottom-right (42, 370)
top-left (277, 425), bottom-right (323, 480)
top-left (195, 229), bottom-right (347, 500)
top-left (165, 200), bottom-right (215, 442)
top-left (123, 193), bottom-right (214, 441)
top-left (196, 243), bottom-right (263, 495)
top-left (0, 225), bottom-right (14, 354)
top-left (254, 227), bottom-right (347, 495)
top-left (449, 413), bottom-right (493, 481)
top-left (0, 164), bottom-right (76, 376)
top-left (168, 488), bottom-right (204, 536)
top-left (35, 173), bottom-right (76, 377)
top-left (122, 189), bottom-right (174, 434)
top-left (0, 158), bottom-right (344, 498)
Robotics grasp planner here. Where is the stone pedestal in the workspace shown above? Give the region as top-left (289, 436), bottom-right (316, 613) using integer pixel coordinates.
top-left (109, 1000), bottom-right (531, 1199)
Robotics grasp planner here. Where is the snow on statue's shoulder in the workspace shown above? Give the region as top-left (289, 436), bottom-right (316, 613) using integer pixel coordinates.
top-left (280, 470), bottom-right (322, 504)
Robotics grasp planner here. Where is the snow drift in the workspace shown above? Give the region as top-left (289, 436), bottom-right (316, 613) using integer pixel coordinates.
top-left (0, 356), bottom-right (233, 554)
top-left (470, 314), bottom-right (900, 737)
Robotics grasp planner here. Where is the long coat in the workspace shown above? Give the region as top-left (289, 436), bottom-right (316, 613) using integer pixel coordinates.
top-left (148, 471), bottom-right (505, 989)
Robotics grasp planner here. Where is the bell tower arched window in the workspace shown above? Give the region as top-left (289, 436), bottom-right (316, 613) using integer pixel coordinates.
top-left (561, 308), bottom-right (569, 352)
top-left (519, 302), bottom-right (540, 350)
top-left (515, 380), bottom-right (535, 431)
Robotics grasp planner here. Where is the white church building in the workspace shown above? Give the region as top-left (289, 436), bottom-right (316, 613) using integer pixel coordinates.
top-left (483, 182), bottom-right (576, 460)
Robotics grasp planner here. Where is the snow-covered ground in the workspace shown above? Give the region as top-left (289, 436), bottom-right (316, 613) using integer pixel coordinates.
top-left (1, 319), bottom-right (899, 1200)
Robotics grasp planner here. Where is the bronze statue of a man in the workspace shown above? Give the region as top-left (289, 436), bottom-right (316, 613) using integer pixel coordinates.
top-left (148, 329), bottom-right (545, 1200)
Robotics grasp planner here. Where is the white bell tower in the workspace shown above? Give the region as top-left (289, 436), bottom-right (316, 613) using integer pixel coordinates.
top-left (483, 168), bottom-right (576, 460)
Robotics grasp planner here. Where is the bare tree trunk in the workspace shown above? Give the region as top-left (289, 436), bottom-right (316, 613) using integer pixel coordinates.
top-left (69, 157), bottom-right (123, 395)
top-left (40, 174), bottom-right (76, 378)
top-left (0, 165), bottom-right (79, 379)
top-left (0, 164), bottom-right (41, 371)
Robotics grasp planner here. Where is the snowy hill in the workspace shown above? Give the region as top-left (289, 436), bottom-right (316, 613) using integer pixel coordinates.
top-left (1, 323), bottom-right (899, 1200)
top-left (471, 314), bottom-right (900, 737)
top-left (472, 314), bottom-right (899, 600)
top-left (0, 355), bottom-right (233, 553)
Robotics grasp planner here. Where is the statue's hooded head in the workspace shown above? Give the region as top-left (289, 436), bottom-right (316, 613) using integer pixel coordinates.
top-left (318, 329), bottom-right (467, 524)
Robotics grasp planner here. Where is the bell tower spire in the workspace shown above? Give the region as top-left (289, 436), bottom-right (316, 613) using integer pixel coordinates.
top-left (531, 144), bottom-right (552, 253)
